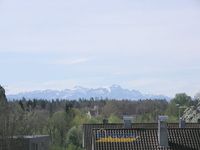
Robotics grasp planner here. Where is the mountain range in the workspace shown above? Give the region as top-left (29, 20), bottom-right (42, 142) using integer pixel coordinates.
top-left (7, 85), bottom-right (170, 100)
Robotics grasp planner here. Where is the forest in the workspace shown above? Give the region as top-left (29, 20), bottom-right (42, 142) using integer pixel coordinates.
top-left (0, 85), bottom-right (200, 150)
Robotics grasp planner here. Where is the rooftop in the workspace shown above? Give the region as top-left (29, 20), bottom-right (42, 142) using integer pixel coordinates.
top-left (92, 128), bottom-right (200, 150)
top-left (83, 123), bottom-right (200, 150)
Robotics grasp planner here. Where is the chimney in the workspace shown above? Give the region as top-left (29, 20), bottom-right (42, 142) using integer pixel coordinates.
top-left (123, 116), bottom-right (134, 129)
top-left (158, 116), bottom-right (169, 147)
top-left (179, 118), bottom-right (186, 128)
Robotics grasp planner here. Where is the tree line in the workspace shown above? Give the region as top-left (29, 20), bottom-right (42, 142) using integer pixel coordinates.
top-left (1, 85), bottom-right (200, 150)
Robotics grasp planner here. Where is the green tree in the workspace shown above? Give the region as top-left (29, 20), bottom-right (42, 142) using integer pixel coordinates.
top-left (108, 114), bottom-right (121, 123)
top-left (172, 93), bottom-right (192, 107)
top-left (66, 126), bottom-right (83, 148)
top-left (71, 109), bottom-right (89, 126)
top-left (165, 93), bottom-right (192, 121)
top-left (0, 85), bottom-right (13, 150)
top-left (51, 111), bottom-right (69, 146)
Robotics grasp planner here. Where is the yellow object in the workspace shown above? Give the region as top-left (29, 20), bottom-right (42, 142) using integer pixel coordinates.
top-left (96, 137), bottom-right (138, 143)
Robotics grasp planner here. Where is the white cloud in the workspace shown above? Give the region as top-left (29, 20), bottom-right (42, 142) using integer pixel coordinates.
top-left (49, 58), bottom-right (90, 65)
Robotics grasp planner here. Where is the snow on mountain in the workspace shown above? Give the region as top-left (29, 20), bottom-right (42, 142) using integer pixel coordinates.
top-left (7, 85), bottom-right (170, 100)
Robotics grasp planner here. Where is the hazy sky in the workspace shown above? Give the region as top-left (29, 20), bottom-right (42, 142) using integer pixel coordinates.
top-left (0, 0), bottom-right (200, 97)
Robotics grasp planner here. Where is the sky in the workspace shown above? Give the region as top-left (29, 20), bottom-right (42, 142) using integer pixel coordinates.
top-left (0, 0), bottom-right (200, 97)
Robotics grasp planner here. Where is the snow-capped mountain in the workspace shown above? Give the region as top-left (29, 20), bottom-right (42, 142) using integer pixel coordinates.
top-left (7, 85), bottom-right (170, 100)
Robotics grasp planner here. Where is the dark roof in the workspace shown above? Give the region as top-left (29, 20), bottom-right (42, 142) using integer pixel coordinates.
top-left (0, 135), bottom-right (50, 150)
top-left (92, 128), bottom-right (200, 150)
top-left (83, 123), bottom-right (123, 150)
top-left (83, 123), bottom-right (200, 150)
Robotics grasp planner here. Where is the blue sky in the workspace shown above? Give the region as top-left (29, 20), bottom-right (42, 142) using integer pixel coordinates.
top-left (0, 0), bottom-right (200, 97)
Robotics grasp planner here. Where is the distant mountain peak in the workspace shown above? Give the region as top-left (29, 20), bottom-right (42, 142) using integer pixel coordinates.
top-left (7, 85), bottom-right (170, 100)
